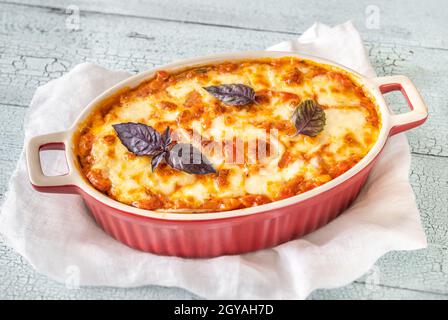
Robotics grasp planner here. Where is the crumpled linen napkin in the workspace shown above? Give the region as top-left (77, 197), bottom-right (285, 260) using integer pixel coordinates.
top-left (0, 21), bottom-right (427, 299)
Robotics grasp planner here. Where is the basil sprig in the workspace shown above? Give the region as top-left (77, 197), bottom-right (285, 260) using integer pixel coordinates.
top-left (113, 122), bottom-right (216, 174)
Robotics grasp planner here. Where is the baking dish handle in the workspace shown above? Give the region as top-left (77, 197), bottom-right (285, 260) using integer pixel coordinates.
top-left (373, 75), bottom-right (428, 136)
top-left (25, 131), bottom-right (78, 194)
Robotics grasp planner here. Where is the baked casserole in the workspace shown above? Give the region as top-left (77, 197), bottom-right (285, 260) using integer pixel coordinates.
top-left (75, 57), bottom-right (381, 212)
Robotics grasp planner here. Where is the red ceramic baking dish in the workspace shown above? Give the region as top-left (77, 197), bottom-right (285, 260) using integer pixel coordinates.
top-left (25, 51), bottom-right (428, 257)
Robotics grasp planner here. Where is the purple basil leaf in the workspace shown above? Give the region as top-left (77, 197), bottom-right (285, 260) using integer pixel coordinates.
top-left (162, 126), bottom-right (171, 147)
top-left (166, 143), bottom-right (216, 175)
top-left (292, 99), bottom-right (326, 137)
top-left (151, 151), bottom-right (166, 172)
top-left (113, 122), bottom-right (163, 156)
top-left (203, 84), bottom-right (256, 106)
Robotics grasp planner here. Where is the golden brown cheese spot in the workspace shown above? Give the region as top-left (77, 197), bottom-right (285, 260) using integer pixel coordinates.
top-left (107, 149), bottom-right (115, 158)
top-left (277, 176), bottom-right (305, 200)
top-left (326, 156), bottom-right (361, 179)
top-left (278, 151), bottom-right (293, 169)
top-left (217, 63), bottom-right (238, 73)
top-left (134, 71), bottom-right (173, 97)
top-left (184, 90), bottom-right (204, 109)
top-left (240, 194), bottom-right (271, 207)
top-left (124, 152), bottom-right (136, 160)
top-left (215, 169), bottom-right (231, 188)
top-left (103, 134), bottom-right (116, 144)
top-left (327, 71), bottom-right (355, 90)
top-left (305, 65), bottom-right (327, 78)
top-left (158, 100), bottom-right (178, 111)
top-left (78, 132), bottom-right (94, 156)
top-left (344, 132), bottom-right (361, 148)
top-left (86, 168), bottom-right (111, 193)
top-left (283, 68), bottom-right (303, 85)
top-left (133, 196), bottom-right (164, 210)
top-left (75, 57), bottom-right (381, 212)
top-left (255, 89), bottom-right (271, 105)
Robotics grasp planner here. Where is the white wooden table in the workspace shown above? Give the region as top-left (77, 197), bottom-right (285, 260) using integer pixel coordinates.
top-left (0, 0), bottom-right (447, 299)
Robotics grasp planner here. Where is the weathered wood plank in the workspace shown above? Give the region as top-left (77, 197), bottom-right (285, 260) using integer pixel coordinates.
top-left (1, 237), bottom-right (447, 299)
top-left (5, 0), bottom-right (448, 50)
top-left (0, 3), bottom-right (446, 157)
top-left (0, 105), bottom-right (25, 197)
top-left (2, 239), bottom-right (445, 300)
top-left (0, 241), bottom-right (200, 299)
top-left (310, 282), bottom-right (448, 300)
top-left (358, 244), bottom-right (448, 295)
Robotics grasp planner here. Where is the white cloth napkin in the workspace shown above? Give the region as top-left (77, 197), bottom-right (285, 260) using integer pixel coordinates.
top-left (0, 21), bottom-right (427, 299)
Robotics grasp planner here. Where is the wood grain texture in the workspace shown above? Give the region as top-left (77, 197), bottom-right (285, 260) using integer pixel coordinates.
top-left (365, 244), bottom-right (448, 294)
top-left (310, 282), bottom-right (448, 300)
top-left (4, 0), bottom-right (448, 49)
top-left (0, 243), bottom-right (201, 300)
top-left (0, 0), bottom-right (447, 300)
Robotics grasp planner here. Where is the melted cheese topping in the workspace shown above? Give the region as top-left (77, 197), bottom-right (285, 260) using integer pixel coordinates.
top-left (75, 57), bottom-right (381, 212)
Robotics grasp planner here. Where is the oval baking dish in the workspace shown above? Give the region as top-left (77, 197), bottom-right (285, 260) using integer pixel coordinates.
top-left (25, 51), bottom-right (428, 257)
